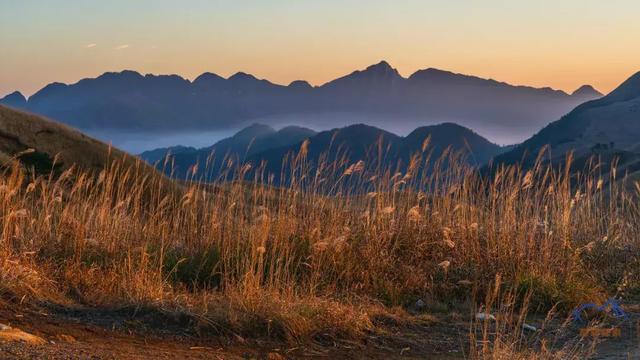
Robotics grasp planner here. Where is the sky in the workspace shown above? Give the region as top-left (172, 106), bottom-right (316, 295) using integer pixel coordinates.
top-left (1, 0), bottom-right (639, 97)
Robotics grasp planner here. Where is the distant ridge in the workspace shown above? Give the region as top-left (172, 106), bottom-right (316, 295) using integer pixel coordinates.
top-left (1, 61), bottom-right (602, 144)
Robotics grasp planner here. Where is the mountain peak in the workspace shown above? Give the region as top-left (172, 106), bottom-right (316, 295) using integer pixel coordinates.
top-left (321, 61), bottom-right (402, 89)
top-left (193, 72), bottom-right (226, 90)
top-left (335, 123), bottom-right (399, 139)
top-left (226, 72), bottom-right (281, 91)
top-left (97, 70), bottom-right (144, 81)
top-left (29, 82), bottom-right (69, 103)
top-left (406, 122), bottom-right (473, 140)
top-left (571, 84), bottom-right (602, 98)
top-left (233, 123), bottom-right (276, 139)
top-left (366, 60), bottom-right (392, 70)
top-left (362, 60), bottom-right (400, 77)
top-left (0, 91), bottom-right (27, 108)
top-left (228, 72), bottom-right (258, 82)
top-left (288, 80), bottom-right (313, 90)
top-left (5, 90), bottom-right (25, 98)
top-left (194, 72), bottom-right (224, 82)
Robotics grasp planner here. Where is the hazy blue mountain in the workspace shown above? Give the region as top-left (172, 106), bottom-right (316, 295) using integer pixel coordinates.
top-left (491, 71), bottom-right (640, 177)
top-left (571, 85), bottom-right (603, 98)
top-left (247, 123), bottom-right (504, 183)
top-left (143, 122), bottom-right (504, 182)
top-left (1, 61), bottom-right (601, 144)
top-left (249, 124), bottom-right (403, 175)
top-left (0, 91), bottom-right (27, 109)
top-left (140, 123), bottom-right (317, 178)
top-left (401, 122), bottom-right (503, 165)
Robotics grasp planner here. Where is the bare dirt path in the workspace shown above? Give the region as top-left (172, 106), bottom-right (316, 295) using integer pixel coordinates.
top-left (0, 303), bottom-right (468, 359)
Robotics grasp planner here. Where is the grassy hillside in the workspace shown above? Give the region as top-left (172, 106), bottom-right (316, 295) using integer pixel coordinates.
top-left (0, 105), bottom-right (156, 175)
top-left (0, 105), bottom-right (178, 204)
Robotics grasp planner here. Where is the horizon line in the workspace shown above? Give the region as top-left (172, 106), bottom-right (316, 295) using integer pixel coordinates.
top-left (2, 60), bottom-right (610, 99)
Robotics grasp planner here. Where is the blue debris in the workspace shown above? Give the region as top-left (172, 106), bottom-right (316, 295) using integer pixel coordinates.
top-left (571, 298), bottom-right (628, 323)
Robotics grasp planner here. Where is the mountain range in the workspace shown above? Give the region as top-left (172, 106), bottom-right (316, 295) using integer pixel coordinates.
top-left (1, 61), bottom-right (602, 144)
top-left (141, 123), bottom-right (318, 179)
top-left (4, 68), bottom-right (640, 187)
top-left (140, 122), bottom-right (505, 181)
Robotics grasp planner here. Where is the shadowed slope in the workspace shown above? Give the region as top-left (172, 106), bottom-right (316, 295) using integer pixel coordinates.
top-left (492, 71), bottom-right (640, 166)
top-left (0, 106), bottom-right (175, 195)
top-left (490, 71), bottom-right (640, 182)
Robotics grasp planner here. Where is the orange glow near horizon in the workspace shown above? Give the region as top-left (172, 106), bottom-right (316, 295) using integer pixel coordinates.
top-left (1, 1), bottom-right (639, 97)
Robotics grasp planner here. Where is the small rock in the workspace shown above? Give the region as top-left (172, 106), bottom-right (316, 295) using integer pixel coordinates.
top-left (415, 299), bottom-right (426, 310)
top-left (0, 324), bottom-right (11, 331)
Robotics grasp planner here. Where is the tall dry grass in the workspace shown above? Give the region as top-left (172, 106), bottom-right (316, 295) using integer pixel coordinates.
top-left (0, 142), bottom-right (638, 347)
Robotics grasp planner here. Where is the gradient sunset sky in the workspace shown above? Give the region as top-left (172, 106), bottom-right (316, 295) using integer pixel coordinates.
top-left (1, 0), bottom-right (639, 97)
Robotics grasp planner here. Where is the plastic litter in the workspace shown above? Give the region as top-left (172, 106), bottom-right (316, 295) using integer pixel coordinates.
top-left (571, 298), bottom-right (628, 323)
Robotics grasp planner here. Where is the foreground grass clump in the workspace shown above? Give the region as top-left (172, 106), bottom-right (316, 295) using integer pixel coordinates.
top-left (0, 144), bottom-right (639, 346)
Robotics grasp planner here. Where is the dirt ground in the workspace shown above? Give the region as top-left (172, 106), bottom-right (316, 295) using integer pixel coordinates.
top-left (0, 302), bottom-right (637, 359)
top-left (0, 302), bottom-right (468, 359)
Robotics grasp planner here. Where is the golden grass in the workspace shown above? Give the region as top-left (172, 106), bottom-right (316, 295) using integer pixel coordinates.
top-left (0, 143), bottom-right (638, 356)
